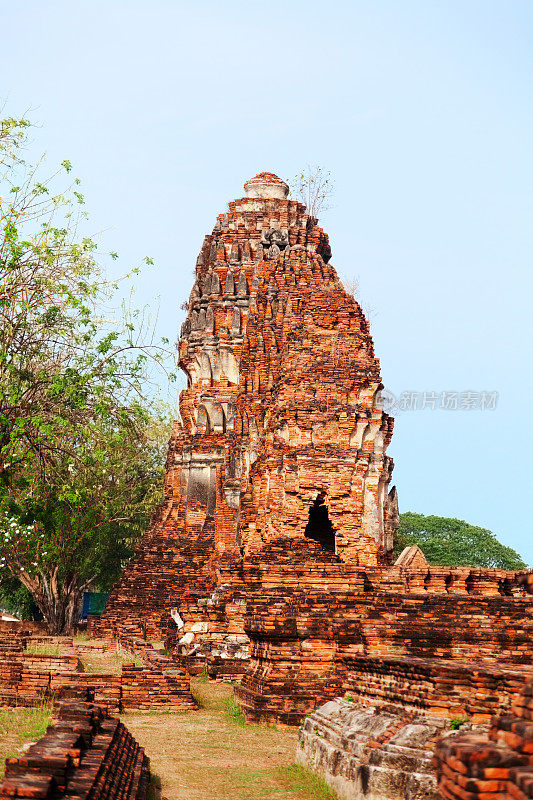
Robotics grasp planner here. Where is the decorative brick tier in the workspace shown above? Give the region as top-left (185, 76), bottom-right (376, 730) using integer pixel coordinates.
top-left (343, 655), bottom-right (533, 722)
top-left (338, 592), bottom-right (533, 663)
top-left (0, 701), bottom-right (150, 800)
top-left (235, 557), bottom-right (533, 725)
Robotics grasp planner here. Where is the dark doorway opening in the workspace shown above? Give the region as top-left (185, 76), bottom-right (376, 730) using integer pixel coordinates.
top-left (304, 491), bottom-right (336, 553)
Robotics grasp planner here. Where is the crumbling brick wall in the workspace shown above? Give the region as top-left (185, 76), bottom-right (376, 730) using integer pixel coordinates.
top-left (0, 700), bottom-right (150, 800)
top-left (0, 637), bottom-right (195, 712)
top-left (235, 549), bottom-right (533, 725)
top-left (433, 676), bottom-right (533, 800)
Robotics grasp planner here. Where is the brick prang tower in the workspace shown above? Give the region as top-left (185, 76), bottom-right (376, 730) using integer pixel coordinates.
top-left (99, 172), bottom-right (397, 636)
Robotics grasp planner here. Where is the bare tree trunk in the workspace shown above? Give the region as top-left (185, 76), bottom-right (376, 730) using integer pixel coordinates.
top-left (17, 569), bottom-right (94, 635)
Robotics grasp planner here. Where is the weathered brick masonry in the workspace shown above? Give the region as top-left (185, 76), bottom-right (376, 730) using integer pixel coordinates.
top-left (0, 632), bottom-right (195, 712)
top-left (433, 677), bottom-right (533, 800)
top-left (0, 700), bottom-right (150, 800)
top-left (97, 172), bottom-right (396, 639)
top-left (236, 561), bottom-right (533, 725)
top-left (95, 173), bottom-right (532, 748)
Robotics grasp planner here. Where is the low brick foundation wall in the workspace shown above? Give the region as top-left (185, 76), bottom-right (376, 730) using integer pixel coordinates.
top-left (0, 637), bottom-right (196, 712)
top-left (4, 652), bottom-right (81, 673)
top-left (3, 668), bottom-right (50, 706)
top-left (116, 635), bottom-right (197, 711)
top-left (50, 672), bottom-right (122, 712)
top-left (121, 662), bottom-right (196, 711)
top-left (0, 700), bottom-right (150, 800)
top-left (343, 655), bottom-right (533, 722)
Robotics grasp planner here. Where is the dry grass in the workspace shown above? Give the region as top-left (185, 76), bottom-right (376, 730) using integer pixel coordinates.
top-left (0, 704), bottom-right (53, 763)
top-left (78, 649), bottom-right (140, 674)
top-left (121, 678), bottom-right (337, 800)
top-left (24, 643), bottom-right (63, 656)
top-left (73, 632), bottom-right (90, 642)
top-left (75, 639), bottom-right (143, 674)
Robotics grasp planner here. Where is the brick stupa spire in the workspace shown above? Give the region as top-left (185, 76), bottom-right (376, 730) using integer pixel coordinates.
top-left (97, 173), bottom-right (397, 636)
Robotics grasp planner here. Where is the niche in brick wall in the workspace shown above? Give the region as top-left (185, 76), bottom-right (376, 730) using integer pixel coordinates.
top-left (304, 491), bottom-right (336, 553)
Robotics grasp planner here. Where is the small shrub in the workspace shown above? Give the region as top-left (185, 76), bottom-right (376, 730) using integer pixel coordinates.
top-left (344, 694), bottom-right (355, 703)
top-left (450, 715), bottom-right (469, 730)
top-left (146, 772), bottom-right (162, 800)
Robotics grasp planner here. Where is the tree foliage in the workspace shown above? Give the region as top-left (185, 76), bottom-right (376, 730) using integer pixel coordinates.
top-left (395, 512), bottom-right (527, 570)
top-left (0, 117), bottom-right (173, 632)
top-left (0, 575), bottom-right (35, 620)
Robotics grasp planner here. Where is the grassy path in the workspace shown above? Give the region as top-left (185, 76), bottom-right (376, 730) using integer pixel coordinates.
top-left (121, 679), bottom-right (330, 800)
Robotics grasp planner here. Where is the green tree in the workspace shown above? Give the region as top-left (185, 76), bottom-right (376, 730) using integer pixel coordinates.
top-left (0, 117), bottom-right (173, 632)
top-left (395, 512), bottom-right (527, 570)
top-left (0, 575), bottom-right (35, 620)
top-left (0, 411), bottom-right (170, 631)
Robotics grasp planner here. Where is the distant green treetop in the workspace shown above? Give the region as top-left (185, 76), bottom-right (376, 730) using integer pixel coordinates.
top-left (395, 512), bottom-right (527, 570)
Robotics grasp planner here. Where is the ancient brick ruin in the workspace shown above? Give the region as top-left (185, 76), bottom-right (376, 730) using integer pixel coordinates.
top-left (97, 171), bottom-right (397, 638)
top-left (95, 174), bottom-right (533, 726)
top-left (298, 677), bottom-right (533, 800)
top-left (433, 677), bottom-right (533, 800)
top-left (0, 622), bottom-right (196, 713)
top-left (85, 172), bottom-right (533, 800)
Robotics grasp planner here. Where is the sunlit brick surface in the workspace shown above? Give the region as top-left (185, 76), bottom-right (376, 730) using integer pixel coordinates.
top-left (98, 173), bottom-right (396, 638)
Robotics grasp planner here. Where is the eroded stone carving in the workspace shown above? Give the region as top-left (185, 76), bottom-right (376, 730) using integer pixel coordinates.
top-left (224, 269), bottom-right (235, 295)
top-left (260, 227), bottom-right (289, 258)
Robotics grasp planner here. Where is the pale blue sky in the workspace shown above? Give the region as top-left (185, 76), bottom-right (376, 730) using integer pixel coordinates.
top-left (2, 1), bottom-right (532, 563)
